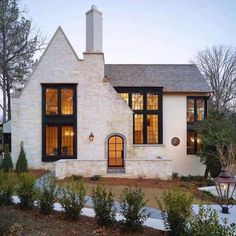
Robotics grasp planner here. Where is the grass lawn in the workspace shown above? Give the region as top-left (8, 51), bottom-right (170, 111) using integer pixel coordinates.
top-left (59, 176), bottom-right (216, 208)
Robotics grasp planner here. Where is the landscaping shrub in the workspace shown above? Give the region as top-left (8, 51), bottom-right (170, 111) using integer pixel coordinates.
top-left (17, 173), bottom-right (36, 208)
top-left (157, 189), bottom-right (193, 236)
top-left (72, 174), bottom-right (83, 181)
top-left (120, 187), bottom-right (150, 232)
top-left (0, 145), bottom-right (13, 173)
top-left (0, 171), bottom-right (15, 205)
top-left (36, 174), bottom-right (57, 214)
top-left (59, 182), bottom-right (86, 220)
top-left (186, 205), bottom-right (236, 236)
top-left (91, 175), bottom-right (101, 181)
top-left (16, 141), bottom-right (28, 174)
top-left (92, 185), bottom-right (116, 226)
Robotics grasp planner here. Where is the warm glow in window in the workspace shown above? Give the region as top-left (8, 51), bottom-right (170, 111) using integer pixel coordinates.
top-left (46, 89), bottom-right (58, 115)
top-left (134, 114), bottom-right (143, 144)
top-left (108, 136), bottom-right (124, 167)
top-left (46, 125), bottom-right (58, 156)
top-left (132, 93), bottom-right (143, 110)
top-left (61, 89), bottom-right (73, 115)
top-left (187, 130), bottom-right (195, 155)
top-left (147, 93), bottom-right (158, 110)
top-left (61, 126), bottom-right (74, 156)
top-left (187, 99), bottom-right (194, 122)
top-left (119, 93), bottom-right (129, 104)
top-left (197, 99), bottom-right (205, 121)
top-left (147, 115), bottom-right (158, 143)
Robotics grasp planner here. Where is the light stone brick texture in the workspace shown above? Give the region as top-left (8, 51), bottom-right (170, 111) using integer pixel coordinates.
top-left (11, 27), bottom-right (205, 180)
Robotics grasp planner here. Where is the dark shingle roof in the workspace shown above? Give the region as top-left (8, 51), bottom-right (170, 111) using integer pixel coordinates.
top-left (104, 64), bottom-right (212, 93)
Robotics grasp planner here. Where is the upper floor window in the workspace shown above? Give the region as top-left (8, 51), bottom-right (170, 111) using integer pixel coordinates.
top-left (45, 86), bottom-right (74, 116)
top-left (117, 87), bottom-right (163, 145)
top-left (187, 97), bottom-right (207, 123)
top-left (187, 96), bottom-right (208, 155)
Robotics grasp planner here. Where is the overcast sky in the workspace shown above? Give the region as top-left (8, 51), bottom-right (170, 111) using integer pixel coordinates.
top-left (20, 0), bottom-right (236, 64)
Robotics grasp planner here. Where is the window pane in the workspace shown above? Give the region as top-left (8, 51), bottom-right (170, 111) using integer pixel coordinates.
top-left (119, 93), bottom-right (129, 104)
top-left (61, 126), bottom-right (74, 156)
top-left (187, 130), bottom-right (195, 155)
top-left (147, 93), bottom-right (158, 110)
top-left (132, 93), bottom-right (143, 110)
top-left (197, 99), bottom-right (205, 121)
top-left (61, 89), bottom-right (73, 115)
top-left (196, 134), bottom-right (202, 153)
top-left (134, 114), bottom-right (143, 144)
top-left (187, 99), bottom-right (194, 123)
top-left (147, 115), bottom-right (158, 144)
top-left (46, 89), bottom-right (58, 115)
top-left (46, 125), bottom-right (58, 156)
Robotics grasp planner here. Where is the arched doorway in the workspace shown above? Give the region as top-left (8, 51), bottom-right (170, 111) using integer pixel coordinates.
top-left (108, 135), bottom-right (124, 167)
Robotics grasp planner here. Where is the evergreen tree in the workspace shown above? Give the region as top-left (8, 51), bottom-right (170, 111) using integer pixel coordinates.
top-left (0, 144), bottom-right (13, 172)
top-left (16, 141), bottom-right (28, 173)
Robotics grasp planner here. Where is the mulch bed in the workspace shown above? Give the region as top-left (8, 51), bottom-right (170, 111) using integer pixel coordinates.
top-left (0, 205), bottom-right (167, 236)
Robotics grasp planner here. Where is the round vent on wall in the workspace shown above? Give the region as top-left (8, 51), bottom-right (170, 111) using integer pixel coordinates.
top-left (171, 137), bottom-right (180, 146)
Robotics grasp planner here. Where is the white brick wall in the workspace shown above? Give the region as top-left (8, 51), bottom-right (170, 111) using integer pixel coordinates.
top-left (11, 27), bottom-right (205, 179)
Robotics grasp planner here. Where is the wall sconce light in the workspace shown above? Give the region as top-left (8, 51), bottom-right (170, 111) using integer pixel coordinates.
top-left (89, 132), bottom-right (94, 142)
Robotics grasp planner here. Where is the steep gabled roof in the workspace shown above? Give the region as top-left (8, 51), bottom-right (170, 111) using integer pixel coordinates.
top-left (105, 64), bottom-right (212, 93)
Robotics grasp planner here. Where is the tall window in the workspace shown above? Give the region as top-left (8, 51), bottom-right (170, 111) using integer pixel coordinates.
top-left (42, 84), bottom-right (77, 161)
top-left (117, 87), bottom-right (162, 144)
top-left (187, 96), bottom-right (207, 155)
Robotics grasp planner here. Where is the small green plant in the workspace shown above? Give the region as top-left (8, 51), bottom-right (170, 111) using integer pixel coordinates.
top-left (92, 185), bottom-right (116, 226)
top-left (16, 141), bottom-right (28, 174)
top-left (187, 205), bottom-right (236, 236)
top-left (0, 171), bottom-right (15, 205)
top-left (120, 187), bottom-right (150, 232)
top-left (172, 172), bottom-right (179, 180)
top-left (91, 175), bottom-right (101, 181)
top-left (157, 189), bottom-right (193, 236)
top-left (72, 175), bottom-right (83, 181)
top-left (59, 182), bottom-right (86, 220)
top-left (0, 145), bottom-right (13, 173)
top-left (17, 173), bottom-right (36, 208)
top-left (36, 174), bottom-right (57, 214)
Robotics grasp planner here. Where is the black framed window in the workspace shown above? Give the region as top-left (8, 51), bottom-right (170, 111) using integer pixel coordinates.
top-left (187, 96), bottom-right (207, 155)
top-left (42, 84), bottom-right (77, 162)
top-left (116, 87), bottom-right (163, 144)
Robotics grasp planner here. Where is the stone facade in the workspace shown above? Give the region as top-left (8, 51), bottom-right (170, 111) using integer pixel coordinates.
top-left (11, 27), bottom-right (206, 180)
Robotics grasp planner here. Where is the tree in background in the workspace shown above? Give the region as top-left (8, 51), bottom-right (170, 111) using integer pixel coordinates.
top-left (0, 0), bottom-right (45, 122)
top-left (194, 45), bottom-right (236, 112)
top-left (196, 111), bottom-right (236, 178)
top-left (0, 144), bottom-right (13, 172)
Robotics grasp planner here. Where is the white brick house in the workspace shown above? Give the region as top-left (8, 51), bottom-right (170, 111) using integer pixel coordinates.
top-left (10, 6), bottom-right (211, 179)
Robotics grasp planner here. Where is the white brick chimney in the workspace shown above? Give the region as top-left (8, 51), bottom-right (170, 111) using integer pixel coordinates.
top-left (86, 5), bottom-right (103, 53)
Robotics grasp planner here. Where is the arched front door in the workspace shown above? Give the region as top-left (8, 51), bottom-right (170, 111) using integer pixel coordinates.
top-left (108, 135), bottom-right (124, 167)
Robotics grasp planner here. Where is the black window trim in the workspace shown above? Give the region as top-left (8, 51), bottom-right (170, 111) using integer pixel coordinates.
top-left (114, 87), bottom-right (163, 145)
top-left (42, 83), bottom-right (77, 162)
top-left (187, 96), bottom-right (208, 155)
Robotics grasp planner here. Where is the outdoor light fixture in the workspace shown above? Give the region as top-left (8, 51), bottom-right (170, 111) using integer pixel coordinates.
top-left (89, 132), bottom-right (94, 142)
top-left (215, 167), bottom-right (236, 214)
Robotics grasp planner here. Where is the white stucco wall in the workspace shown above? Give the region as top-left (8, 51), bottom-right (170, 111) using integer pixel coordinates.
top-left (11, 27), bottom-right (205, 179)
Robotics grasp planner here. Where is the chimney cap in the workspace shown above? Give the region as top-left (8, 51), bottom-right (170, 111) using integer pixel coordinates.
top-left (91, 5), bottom-right (97, 10)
